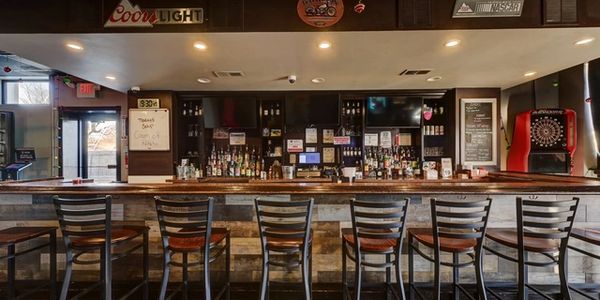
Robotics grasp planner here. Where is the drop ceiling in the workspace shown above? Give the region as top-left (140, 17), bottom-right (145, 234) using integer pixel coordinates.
top-left (0, 28), bottom-right (599, 92)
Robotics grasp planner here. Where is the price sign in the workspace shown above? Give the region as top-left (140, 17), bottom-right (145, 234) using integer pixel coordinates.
top-left (137, 98), bottom-right (160, 109)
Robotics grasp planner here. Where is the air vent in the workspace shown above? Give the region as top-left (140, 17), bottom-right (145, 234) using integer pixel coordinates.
top-left (399, 69), bottom-right (432, 76)
top-left (213, 71), bottom-right (246, 78)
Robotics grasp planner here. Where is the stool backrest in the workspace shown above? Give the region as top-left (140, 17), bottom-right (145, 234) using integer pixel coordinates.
top-left (516, 197), bottom-right (579, 251)
top-left (430, 198), bottom-right (492, 253)
top-left (350, 198), bottom-right (410, 254)
top-left (154, 196), bottom-right (214, 251)
top-left (255, 198), bottom-right (314, 254)
top-left (53, 195), bottom-right (111, 250)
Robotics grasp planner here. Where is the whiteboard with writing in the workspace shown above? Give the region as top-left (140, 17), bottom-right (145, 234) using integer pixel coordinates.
top-left (129, 109), bottom-right (170, 151)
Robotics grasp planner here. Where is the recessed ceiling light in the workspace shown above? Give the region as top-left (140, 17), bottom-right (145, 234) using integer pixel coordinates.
top-left (575, 38), bottom-right (595, 45)
top-left (524, 71), bottom-right (537, 77)
top-left (444, 40), bottom-right (460, 47)
top-left (197, 78), bottom-right (211, 84)
top-left (105, 75), bottom-right (116, 80)
top-left (427, 76), bottom-right (442, 82)
top-left (66, 43), bottom-right (84, 51)
top-left (193, 42), bottom-right (207, 50)
top-left (318, 41), bottom-right (331, 49)
top-left (311, 77), bottom-right (326, 84)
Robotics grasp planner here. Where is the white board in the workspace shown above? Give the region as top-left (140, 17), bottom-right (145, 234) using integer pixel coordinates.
top-left (129, 109), bottom-right (170, 151)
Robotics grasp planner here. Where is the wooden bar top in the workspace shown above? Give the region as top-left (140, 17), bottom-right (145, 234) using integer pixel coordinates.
top-left (0, 172), bottom-right (599, 195)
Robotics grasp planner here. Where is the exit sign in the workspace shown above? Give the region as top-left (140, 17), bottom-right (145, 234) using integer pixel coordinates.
top-left (76, 83), bottom-right (100, 98)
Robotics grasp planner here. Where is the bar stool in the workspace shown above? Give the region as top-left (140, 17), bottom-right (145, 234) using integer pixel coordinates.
top-left (567, 228), bottom-right (600, 299)
top-left (254, 198), bottom-right (314, 300)
top-left (154, 196), bottom-right (230, 300)
top-left (53, 195), bottom-right (149, 300)
top-left (0, 226), bottom-right (57, 299)
top-left (408, 197), bottom-right (492, 300)
top-left (484, 197), bottom-right (579, 300)
top-left (342, 197), bottom-right (410, 300)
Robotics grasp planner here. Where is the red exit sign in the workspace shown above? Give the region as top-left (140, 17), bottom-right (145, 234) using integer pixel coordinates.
top-left (76, 83), bottom-right (99, 98)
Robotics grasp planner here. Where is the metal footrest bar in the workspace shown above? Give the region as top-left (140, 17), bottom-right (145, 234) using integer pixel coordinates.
top-left (524, 283), bottom-right (556, 300)
top-left (568, 285), bottom-right (599, 300)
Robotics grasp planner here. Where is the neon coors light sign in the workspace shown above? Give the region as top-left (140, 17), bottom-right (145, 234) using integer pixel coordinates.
top-left (104, 0), bottom-right (204, 27)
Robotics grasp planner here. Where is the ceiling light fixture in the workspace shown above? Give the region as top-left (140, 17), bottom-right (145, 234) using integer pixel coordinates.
top-left (197, 78), bottom-right (211, 84)
top-left (105, 75), bottom-right (116, 80)
top-left (193, 42), bottom-right (207, 50)
top-left (524, 71), bottom-right (537, 77)
top-left (66, 43), bottom-right (84, 51)
top-left (318, 41), bottom-right (331, 49)
top-left (311, 77), bottom-right (326, 84)
top-left (444, 40), bottom-right (460, 47)
top-left (575, 38), bottom-right (595, 45)
top-left (427, 76), bottom-right (442, 82)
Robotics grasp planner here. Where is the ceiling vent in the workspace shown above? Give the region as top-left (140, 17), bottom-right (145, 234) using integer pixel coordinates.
top-left (213, 71), bottom-right (246, 78)
top-left (399, 69), bottom-right (432, 76)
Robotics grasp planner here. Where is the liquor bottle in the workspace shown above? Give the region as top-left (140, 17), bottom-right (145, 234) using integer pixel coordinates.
top-left (188, 102), bottom-right (193, 116)
top-left (183, 103), bottom-right (187, 116)
top-left (267, 140), bottom-right (273, 157)
top-left (270, 104), bottom-right (275, 117)
top-left (206, 163), bottom-right (212, 178)
top-left (345, 102), bottom-right (351, 115)
top-left (275, 103), bottom-right (280, 116)
top-left (263, 105), bottom-right (269, 117)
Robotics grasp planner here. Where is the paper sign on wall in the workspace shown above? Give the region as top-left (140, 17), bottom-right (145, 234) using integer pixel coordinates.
top-left (229, 132), bottom-right (246, 145)
top-left (364, 133), bottom-right (378, 146)
top-left (287, 139), bottom-right (304, 152)
top-left (380, 131), bottom-right (392, 148)
top-left (305, 128), bottom-right (318, 144)
top-left (323, 147), bottom-right (335, 163)
top-left (323, 129), bottom-right (334, 143)
top-left (333, 136), bottom-right (351, 145)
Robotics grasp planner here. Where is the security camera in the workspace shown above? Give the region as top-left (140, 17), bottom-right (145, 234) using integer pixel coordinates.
top-left (288, 75), bottom-right (297, 84)
top-left (130, 86), bottom-right (141, 92)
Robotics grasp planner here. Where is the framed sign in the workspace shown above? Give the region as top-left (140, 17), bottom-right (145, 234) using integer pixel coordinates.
top-left (129, 109), bottom-right (170, 151)
top-left (460, 98), bottom-right (497, 166)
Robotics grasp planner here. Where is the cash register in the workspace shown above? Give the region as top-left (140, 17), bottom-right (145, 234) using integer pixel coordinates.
top-left (2, 148), bottom-right (35, 180)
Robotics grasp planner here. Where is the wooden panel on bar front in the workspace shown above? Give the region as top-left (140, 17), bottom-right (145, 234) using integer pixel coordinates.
top-left (127, 90), bottom-right (175, 176)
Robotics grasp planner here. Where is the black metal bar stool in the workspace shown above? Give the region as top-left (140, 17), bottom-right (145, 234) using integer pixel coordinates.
top-left (408, 197), bottom-right (492, 300)
top-left (342, 197), bottom-right (410, 300)
top-left (567, 228), bottom-right (600, 299)
top-left (484, 197), bottom-right (579, 300)
top-left (0, 226), bottom-right (57, 299)
top-left (254, 198), bottom-right (314, 300)
top-left (154, 196), bottom-right (230, 300)
top-left (53, 195), bottom-right (149, 300)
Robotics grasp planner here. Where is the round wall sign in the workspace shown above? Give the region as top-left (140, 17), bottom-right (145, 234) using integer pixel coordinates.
top-left (297, 0), bottom-right (344, 28)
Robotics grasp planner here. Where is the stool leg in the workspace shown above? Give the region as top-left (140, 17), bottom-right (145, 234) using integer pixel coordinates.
top-left (395, 251), bottom-right (405, 300)
top-left (434, 250), bottom-right (441, 300)
top-left (518, 251), bottom-right (528, 300)
top-left (226, 235), bottom-right (231, 300)
top-left (408, 235), bottom-right (414, 300)
top-left (354, 253), bottom-right (362, 300)
top-left (386, 253), bottom-right (391, 300)
top-left (453, 253), bottom-right (459, 300)
top-left (259, 252), bottom-right (269, 300)
top-left (342, 241), bottom-right (348, 300)
top-left (159, 251), bottom-right (170, 300)
top-left (182, 252), bottom-right (189, 300)
top-left (7, 244), bottom-right (15, 300)
top-left (302, 249), bottom-right (311, 300)
top-left (475, 249), bottom-right (487, 300)
top-left (204, 248), bottom-right (211, 300)
top-left (559, 245), bottom-right (572, 300)
top-left (143, 230), bottom-right (149, 300)
top-left (50, 232), bottom-right (57, 300)
top-left (60, 249), bottom-right (73, 300)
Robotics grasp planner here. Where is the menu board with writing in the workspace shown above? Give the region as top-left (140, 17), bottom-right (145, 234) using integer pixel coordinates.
top-left (129, 109), bottom-right (170, 151)
top-left (460, 99), bottom-right (497, 166)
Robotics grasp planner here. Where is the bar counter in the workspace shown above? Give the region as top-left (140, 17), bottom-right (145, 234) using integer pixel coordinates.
top-left (0, 172), bottom-right (599, 290)
top-left (1, 172), bottom-right (599, 195)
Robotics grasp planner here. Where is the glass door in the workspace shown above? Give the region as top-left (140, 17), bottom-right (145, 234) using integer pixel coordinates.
top-left (60, 108), bottom-right (120, 182)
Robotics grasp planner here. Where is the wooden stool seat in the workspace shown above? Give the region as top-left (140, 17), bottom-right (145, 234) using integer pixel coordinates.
top-left (408, 227), bottom-right (477, 253)
top-left (0, 226), bottom-right (57, 245)
top-left (486, 228), bottom-right (560, 253)
top-left (168, 227), bottom-right (229, 252)
top-left (570, 228), bottom-right (600, 246)
top-left (342, 227), bottom-right (397, 252)
top-left (71, 225), bottom-right (148, 248)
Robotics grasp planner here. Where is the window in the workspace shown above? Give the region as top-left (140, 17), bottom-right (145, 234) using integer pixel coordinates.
top-left (3, 80), bottom-right (50, 104)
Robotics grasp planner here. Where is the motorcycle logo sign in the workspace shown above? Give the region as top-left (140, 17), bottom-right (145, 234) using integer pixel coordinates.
top-left (297, 0), bottom-right (344, 28)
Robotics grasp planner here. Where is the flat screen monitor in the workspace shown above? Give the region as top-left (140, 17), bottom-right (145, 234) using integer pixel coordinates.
top-left (203, 97), bottom-right (257, 128)
top-left (298, 152), bottom-right (321, 164)
top-left (285, 94), bottom-right (339, 126)
top-left (365, 96), bottom-right (422, 127)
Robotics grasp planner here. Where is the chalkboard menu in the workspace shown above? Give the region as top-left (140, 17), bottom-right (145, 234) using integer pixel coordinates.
top-left (460, 98), bottom-right (497, 166)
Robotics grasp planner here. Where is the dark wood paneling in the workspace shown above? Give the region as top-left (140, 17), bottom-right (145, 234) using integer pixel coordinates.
top-left (398, 0), bottom-right (432, 29)
top-left (127, 90), bottom-right (175, 176)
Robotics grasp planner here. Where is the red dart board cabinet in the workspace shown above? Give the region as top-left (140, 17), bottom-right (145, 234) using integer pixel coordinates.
top-left (507, 109), bottom-right (576, 174)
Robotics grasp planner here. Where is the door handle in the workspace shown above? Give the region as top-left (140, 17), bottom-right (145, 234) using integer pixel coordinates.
top-left (107, 164), bottom-right (118, 169)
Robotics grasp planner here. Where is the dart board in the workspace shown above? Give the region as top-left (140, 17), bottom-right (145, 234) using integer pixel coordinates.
top-left (530, 115), bottom-right (565, 150)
